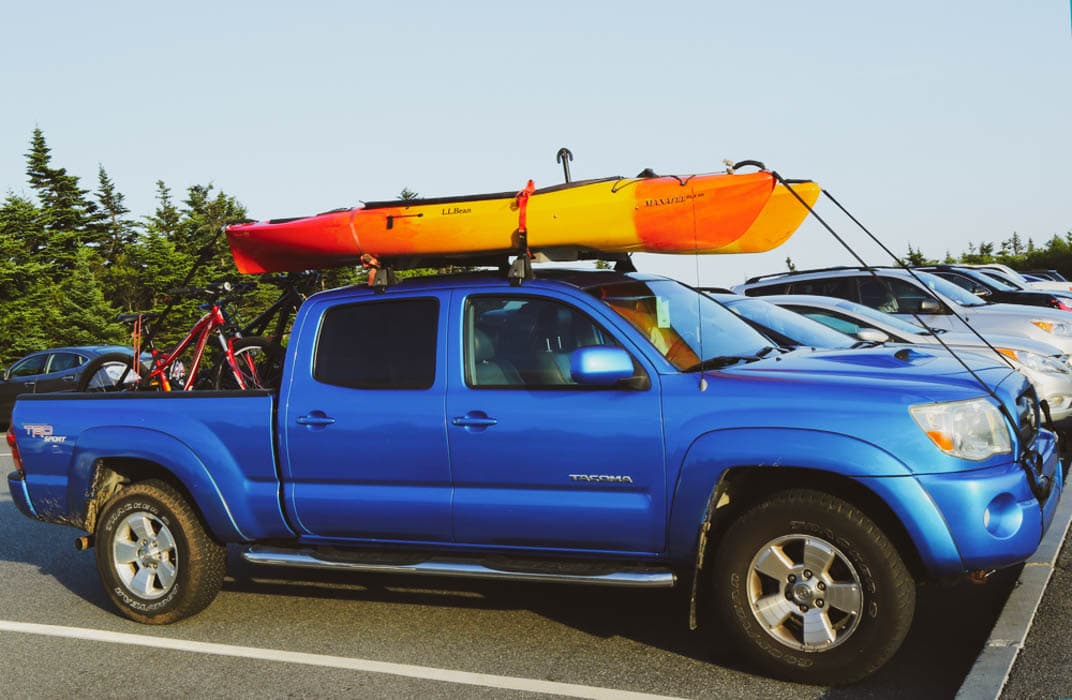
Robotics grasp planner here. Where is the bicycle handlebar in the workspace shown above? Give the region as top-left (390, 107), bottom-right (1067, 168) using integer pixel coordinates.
top-left (168, 280), bottom-right (258, 300)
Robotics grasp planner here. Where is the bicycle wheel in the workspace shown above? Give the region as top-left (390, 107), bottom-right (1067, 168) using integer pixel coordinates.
top-left (77, 353), bottom-right (150, 392)
top-left (213, 336), bottom-right (278, 390)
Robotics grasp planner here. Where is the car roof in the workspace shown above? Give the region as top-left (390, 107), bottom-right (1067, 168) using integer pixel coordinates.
top-left (18, 345), bottom-right (129, 358)
top-left (742, 266), bottom-right (920, 286)
top-left (314, 268), bottom-right (672, 301)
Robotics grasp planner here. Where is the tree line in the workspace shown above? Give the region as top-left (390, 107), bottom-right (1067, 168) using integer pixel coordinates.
top-left (2, 129), bottom-right (1070, 367)
top-left (0, 129), bottom-right (363, 367)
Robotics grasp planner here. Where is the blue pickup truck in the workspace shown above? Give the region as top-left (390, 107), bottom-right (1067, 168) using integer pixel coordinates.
top-left (6, 270), bottom-right (1065, 685)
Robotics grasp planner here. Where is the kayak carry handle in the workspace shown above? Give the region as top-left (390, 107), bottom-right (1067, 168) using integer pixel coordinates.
top-left (729, 160), bottom-right (768, 173)
top-left (556, 147), bottom-right (574, 183)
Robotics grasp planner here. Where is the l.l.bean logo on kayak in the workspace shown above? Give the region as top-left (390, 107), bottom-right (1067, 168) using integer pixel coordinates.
top-left (638, 191), bottom-right (705, 209)
top-left (440, 206), bottom-right (472, 216)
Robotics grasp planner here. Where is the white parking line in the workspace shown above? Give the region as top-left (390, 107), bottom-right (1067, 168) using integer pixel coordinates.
top-left (0, 620), bottom-right (682, 699)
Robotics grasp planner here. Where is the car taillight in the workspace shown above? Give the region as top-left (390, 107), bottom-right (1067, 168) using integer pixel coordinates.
top-left (6, 425), bottom-right (24, 475)
top-left (1053, 299), bottom-right (1072, 312)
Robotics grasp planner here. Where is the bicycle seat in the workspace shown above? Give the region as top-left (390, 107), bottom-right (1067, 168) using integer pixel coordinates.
top-left (116, 312), bottom-right (160, 323)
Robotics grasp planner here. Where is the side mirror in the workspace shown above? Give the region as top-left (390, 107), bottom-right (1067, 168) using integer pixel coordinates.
top-left (918, 298), bottom-right (942, 314)
top-left (570, 347), bottom-right (636, 386)
top-left (856, 328), bottom-right (890, 343)
top-left (974, 287), bottom-right (991, 298)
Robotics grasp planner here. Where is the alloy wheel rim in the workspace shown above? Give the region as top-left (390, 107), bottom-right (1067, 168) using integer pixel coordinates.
top-left (745, 534), bottom-right (864, 652)
top-left (112, 511), bottom-right (178, 600)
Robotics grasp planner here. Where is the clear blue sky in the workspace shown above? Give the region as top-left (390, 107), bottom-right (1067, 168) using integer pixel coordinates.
top-left (1, 1), bottom-right (1069, 285)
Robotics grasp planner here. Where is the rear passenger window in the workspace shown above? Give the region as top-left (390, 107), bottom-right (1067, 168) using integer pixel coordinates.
top-left (744, 282), bottom-right (789, 296)
top-left (315, 298), bottom-right (438, 389)
top-left (48, 353), bottom-right (85, 373)
top-left (788, 277), bottom-right (857, 300)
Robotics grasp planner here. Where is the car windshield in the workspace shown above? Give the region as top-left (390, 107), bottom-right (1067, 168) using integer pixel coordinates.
top-left (980, 269), bottom-right (1026, 289)
top-left (913, 271), bottom-right (986, 307)
top-left (723, 297), bottom-right (856, 349)
top-left (589, 280), bottom-right (775, 371)
top-left (820, 299), bottom-right (932, 336)
top-left (959, 268), bottom-right (1019, 291)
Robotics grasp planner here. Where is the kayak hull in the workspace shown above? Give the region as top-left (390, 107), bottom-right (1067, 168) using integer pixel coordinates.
top-left (227, 171), bottom-right (811, 274)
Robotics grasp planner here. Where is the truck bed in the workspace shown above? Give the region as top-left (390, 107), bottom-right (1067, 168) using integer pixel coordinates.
top-left (12, 390), bottom-right (291, 541)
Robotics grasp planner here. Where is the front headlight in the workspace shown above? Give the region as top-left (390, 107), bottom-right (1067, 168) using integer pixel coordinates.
top-left (910, 398), bottom-right (1012, 461)
top-left (1032, 319), bottom-right (1072, 337)
top-left (997, 347), bottom-right (1071, 374)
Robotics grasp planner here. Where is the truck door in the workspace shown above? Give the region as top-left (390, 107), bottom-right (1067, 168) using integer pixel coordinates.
top-left (445, 292), bottom-right (666, 554)
top-left (281, 294), bottom-right (452, 542)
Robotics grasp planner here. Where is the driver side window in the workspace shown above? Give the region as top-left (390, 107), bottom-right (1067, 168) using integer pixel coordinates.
top-left (464, 296), bottom-right (620, 389)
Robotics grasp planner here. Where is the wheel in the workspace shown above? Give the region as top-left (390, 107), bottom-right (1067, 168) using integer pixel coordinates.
top-left (213, 336), bottom-right (278, 390)
top-left (712, 489), bottom-right (915, 686)
top-left (94, 479), bottom-right (226, 624)
top-left (77, 353), bottom-right (150, 392)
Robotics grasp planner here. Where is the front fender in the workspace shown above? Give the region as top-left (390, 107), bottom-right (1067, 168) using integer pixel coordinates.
top-left (65, 426), bottom-right (285, 542)
top-left (666, 428), bottom-right (961, 573)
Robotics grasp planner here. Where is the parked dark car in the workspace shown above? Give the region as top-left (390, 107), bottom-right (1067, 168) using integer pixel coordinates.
top-left (917, 265), bottom-right (1072, 311)
top-left (1025, 269), bottom-right (1069, 282)
top-left (0, 345), bottom-right (132, 428)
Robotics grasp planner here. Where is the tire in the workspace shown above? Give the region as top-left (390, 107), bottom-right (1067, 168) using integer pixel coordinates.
top-left (213, 336), bottom-right (278, 390)
top-left (77, 353), bottom-right (150, 392)
top-left (712, 489), bottom-right (915, 686)
top-left (94, 479), bottom-right (226, 624)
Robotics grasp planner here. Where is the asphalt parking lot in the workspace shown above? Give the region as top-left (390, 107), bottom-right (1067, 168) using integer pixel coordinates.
top-left (0, 452), bottom-right (1058, 699)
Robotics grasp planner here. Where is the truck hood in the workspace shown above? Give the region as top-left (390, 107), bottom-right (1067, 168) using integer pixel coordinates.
top-left (722, 345), bottom-right (1024, 405)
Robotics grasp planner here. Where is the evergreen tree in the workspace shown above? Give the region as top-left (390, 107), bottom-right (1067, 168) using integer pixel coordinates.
top-left (46, 247), bottom-right (125, 346)
top-left (22, 128), bottom-right (100, 266)
top-left (903, 244), bottom-right (929, 266)
top-left (92, 165), bottom-right (136, 261)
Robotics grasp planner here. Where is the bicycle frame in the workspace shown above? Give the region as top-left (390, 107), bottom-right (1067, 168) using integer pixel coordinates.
top-left (136, 304), bottom-right (257, 391)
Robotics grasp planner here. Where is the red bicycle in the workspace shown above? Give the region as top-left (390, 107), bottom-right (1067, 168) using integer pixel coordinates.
top-left (78, 281), bottom-right (272, 392)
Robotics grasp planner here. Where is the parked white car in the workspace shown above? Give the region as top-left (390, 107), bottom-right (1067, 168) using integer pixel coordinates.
top-left (733, 267), bottom-right (1072, 356)
top-left (758, 293), bottom-right (1072, 427)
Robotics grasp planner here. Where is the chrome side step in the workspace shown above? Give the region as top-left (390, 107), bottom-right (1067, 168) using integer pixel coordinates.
top-left (242, 546), bottom-right (676, 588)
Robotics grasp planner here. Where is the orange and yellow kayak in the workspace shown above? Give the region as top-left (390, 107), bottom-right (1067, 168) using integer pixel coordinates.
top-left (227, 170), bottom-right (814, 274)
top-left (711, 181), bottom-right (820, 254)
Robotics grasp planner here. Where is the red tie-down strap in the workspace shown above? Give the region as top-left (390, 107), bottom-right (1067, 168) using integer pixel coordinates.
top-left (515, 180), bottom-right (536, 238)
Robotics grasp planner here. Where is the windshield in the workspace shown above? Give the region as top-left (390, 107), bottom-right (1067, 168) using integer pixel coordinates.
top-left (961, 269), bottom-right (1018, 291)
top-left (913, 271), bottom-right (986, 307)
top-left (824, 299), bottom-right (932, 336)
top-left (723, 297), bottom-right (856, 349)
top-left (589, 280), bottom-right (774, 370)
top-left (980, 269), bottom-right (1026, 289)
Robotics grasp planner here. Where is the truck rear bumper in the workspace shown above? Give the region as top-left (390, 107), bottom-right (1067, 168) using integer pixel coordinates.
top-left (7, 471), bottom-right (39, 520)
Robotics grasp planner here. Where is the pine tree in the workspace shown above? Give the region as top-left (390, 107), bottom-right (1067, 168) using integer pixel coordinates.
top-left (144, 181), bottom-right (181, 238)
top-left (46, 247), bottom-right (125, 346)
top-left (92, 165), bottom-right (135, 261)
top-left (22, 128), bottom-right (100, 267)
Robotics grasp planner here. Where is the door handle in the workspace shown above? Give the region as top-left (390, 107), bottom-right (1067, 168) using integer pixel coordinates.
top-left (452, 412), bottom-right (498, 428)
top-left (62, 375), bottom-right (76, 383)
top-left (297, 412), bottom-right (336, 427)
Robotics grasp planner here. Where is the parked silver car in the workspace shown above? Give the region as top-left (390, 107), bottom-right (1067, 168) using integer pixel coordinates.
top-left (733, 267), bottom-right (1072, 356)
top-left (758, 293), bottom-right (1072, 427)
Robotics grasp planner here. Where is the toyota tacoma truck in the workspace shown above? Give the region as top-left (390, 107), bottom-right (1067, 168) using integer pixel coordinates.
top-left (6, 270), bottom-right (1064, 685)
